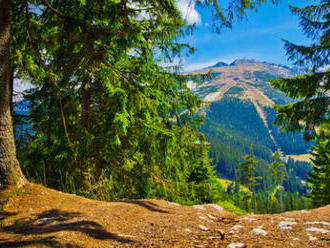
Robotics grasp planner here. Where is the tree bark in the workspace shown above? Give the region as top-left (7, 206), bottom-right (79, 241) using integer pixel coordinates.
top-left (0, 0), bottom-right (27, 189)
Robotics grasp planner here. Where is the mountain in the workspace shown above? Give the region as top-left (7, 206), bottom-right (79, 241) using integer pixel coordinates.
top-left (207, 61), bottom-right (228, 68)
top-left (192, 59), bottom-right (312, 198)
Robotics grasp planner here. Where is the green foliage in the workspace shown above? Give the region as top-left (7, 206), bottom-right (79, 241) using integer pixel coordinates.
top-left (12, 0), bottom-right (274, 205)
top-left (217, 200), bottom-right (248, 214)
top-left (269, 150), bottom-right (287, 185)
top-left (308, 122), bottom-right (330, 207)
top-left (201, 98), bottom-right (275, 171)
top-left (263, 107), bottom-right (312, 154)
top-left (269, 1), bottom-right (329, 140)
top-left (269, 0), bottom-right (329, 207)
top-left (237, 154), bottom-right (262, 212)
top-left (224, 87), bottom-right (244, 96)
top-left (238, 155), bottom-right (262, 190)
top-left (268, 150), bottom-right (287, 211)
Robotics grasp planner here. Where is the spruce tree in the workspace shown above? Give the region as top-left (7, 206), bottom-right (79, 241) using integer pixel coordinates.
top-left (237, 154), bottom-right (262, 212)
top-left (269, 0), bottom-right (329, 207)
top-left (269, 150), bottom-right (287, 212)
top-left (6, 0), bottom-right (279, 201)
top-left (269, 1), bottom-right (329, 139)
top-left (308, 122), bottom-right (330, 207)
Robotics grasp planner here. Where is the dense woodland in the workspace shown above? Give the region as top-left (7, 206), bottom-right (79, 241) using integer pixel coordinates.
top-left (199, 97), bottom-right (312, 213)
top-left (0, 0), bottom-right (329, 216)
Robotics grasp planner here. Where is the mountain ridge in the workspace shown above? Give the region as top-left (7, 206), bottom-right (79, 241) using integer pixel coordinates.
top-left (194, 59), bottom-right (308, 153)
top-left (194, 59), bottom-right (311, 194)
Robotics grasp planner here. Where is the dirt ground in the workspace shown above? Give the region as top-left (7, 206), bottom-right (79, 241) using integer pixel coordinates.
top-left (0, 183), bottom-right (329, 247)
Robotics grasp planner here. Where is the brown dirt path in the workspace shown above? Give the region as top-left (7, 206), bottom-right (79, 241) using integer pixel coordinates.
top-left (0, 184), bottom-right (329, 247)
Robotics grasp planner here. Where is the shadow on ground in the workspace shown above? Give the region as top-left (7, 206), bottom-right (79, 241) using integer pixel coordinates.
top-left (0, 209), bottom-right (139, 247)
top-left (115, 200), bottom-right (169, 214)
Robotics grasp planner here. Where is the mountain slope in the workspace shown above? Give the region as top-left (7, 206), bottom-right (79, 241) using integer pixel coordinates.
top-left (193, 60), bottom-right (312, 209)
top-left (1, 184), bottom-right (329, 247)
top-left (194, 59), bottom-right (311, 165)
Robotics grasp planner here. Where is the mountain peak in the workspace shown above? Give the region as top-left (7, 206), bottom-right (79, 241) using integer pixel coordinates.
top-left (212, 61), bottom-right (228, 67)
top-left (230, 59), bottom-right (257, 66)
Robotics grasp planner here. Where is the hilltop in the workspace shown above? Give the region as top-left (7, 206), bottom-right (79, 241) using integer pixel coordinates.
top-left (194, 59), bottom-right (296, 106)
top-left (0, 184), bottom-right (329, 248)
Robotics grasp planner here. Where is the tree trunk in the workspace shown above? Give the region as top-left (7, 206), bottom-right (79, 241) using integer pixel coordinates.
top-left (0, 0), bottom-right (27, 189)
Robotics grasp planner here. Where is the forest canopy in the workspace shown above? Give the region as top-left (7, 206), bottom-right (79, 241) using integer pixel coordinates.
top-left (0, 0), bottom-right (278, 203)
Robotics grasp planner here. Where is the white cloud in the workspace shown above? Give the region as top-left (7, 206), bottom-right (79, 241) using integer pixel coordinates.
top-left (13, 79), bottom-right (32, 101)
top-left (176, 0), bottom-right (201, 25)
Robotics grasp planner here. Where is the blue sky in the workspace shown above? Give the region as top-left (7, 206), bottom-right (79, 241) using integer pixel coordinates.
top-left (179, 0), bottom-right (312, 71)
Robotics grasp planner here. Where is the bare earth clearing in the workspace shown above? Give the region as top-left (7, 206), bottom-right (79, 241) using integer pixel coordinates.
top-left (0, 184), bottom-right (329, 247)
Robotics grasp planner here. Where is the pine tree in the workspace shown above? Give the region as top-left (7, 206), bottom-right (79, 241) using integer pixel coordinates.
top-left (269, 0), bottom-right (329, 207)
top-left (7, 0), bottom-right (279, 200)
top-left (269, 150), bottom-right (287, 211)
top-left (308, 122), bottom-right (330, 207)
top-left (0, 0), bottom-right (26, 189)
top-left (237, 154), bottom-right (262, 212)
top-left (269, 1), bottom-right (329, 140)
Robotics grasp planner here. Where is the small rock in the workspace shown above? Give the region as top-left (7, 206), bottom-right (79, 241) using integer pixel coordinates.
top-left (241, 216), bottom-right (255, 222)
top-left (35, 218), bottom-right (57, 225)
top-left (309, 235), bottom-right (317, 241)
top-left (304, 221), bottom-right (330, 226)
top-left (206, 214), bottom-right (217, 220)
top-left (278, 221), bottom-right (297, 230)
top-left (117, 234), bottom-right (135, 238)
top-left (199, 216), bottom-right (207, 220)
top-left (208, 204), bottom-right (224, 213)
top-left (279, 226), bottom-right (292, 230)
top-left (306, 227), bottom-right (329, 234)
top-left (198, 225), bottom-right (209, 231)
top-left (185, 228), bottom-right (192, 233)
top-left (252, 228), bottom-right (267, 236)
top-left (169, 202), bottom-right (180, 206)
top-left (227, 243), bottom-right (246, 248)
top-left (231, 225), bottom-right (243, 231)
top-left (193, 205), bottom-right (206, 211)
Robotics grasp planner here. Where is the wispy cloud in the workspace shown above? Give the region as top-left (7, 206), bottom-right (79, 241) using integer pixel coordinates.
top-left (177, 0), bottom-right (202, 25)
